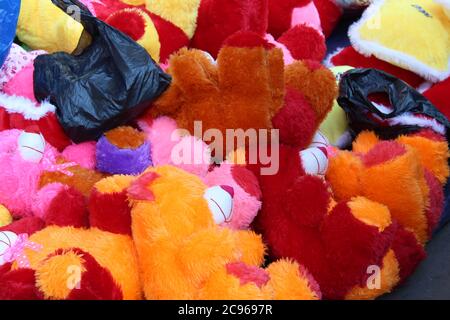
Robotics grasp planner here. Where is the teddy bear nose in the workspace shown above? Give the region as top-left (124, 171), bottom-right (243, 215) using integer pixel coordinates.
top-left (220, 185), bottom-right (235, 198)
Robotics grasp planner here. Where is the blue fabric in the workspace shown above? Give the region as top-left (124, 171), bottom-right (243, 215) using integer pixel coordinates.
top-left (0, 0), bottom-right (20, 67)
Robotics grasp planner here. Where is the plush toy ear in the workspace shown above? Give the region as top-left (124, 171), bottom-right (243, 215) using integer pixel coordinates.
top-left (285, 60), bottom-right (337, 125)
top-left (191, 0), bottom-right (269, 57)
top-left (0, 263), bottom-right (43, 300)
top-left (89, 175), bottom-right (135, 236)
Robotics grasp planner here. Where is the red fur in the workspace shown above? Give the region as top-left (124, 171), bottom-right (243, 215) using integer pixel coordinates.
top-left (0, 217), bottom-right (45, 235)
top-left (330, 46), bottom-right (425, 88)
top-left (0, 109), bottom-right (71, 151)
top-left (313, 0), bottom-right (342, 37)
top-left (253, 144), bottom-right (403, 299)
top-left (362, 141), bottom-right (407, 167)
top-left (224, 31), bottom-right (274, 49)
top-left (47, 248), bottom-right (123, 300)
top-left (231, 165), bottom-right (262, 199)
top-left (106, 10), bottom-right (146, 41)
top-left (272, 87), bottom-right (317, 149)
top-left (321, 202), bottom-right (396, 299)
top-left (148, 12), bottom-right (190, 63)
top-left (89, 189), bottom-right (132, 236)
top-left (278, 24), bottom-right (326, 62)
top-left (44, 187), bottom-right (89, 228)
top-left (424, 77), bottom-right (450, 121)
top-left (268, 0), bottom-right (311, 38)
top-left (391, 225), bottom-right (426, 283)
top-left (424, 169), bottom-right (444, 236)
top-left (0, 263), bottom-right (43, 300)
top-left (412, 129), bottom-right (446, 142)
top-left (92, 0), bottom-right (130, 20)
top-left (226, 262), bottom-right (270, 288)
top-left (191, 0), bottom-right (269, 57)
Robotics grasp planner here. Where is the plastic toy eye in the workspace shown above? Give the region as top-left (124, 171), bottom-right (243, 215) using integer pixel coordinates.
top-left (204, 185), bottom-right (234, 224)
top-left (17, 131), bottom-right (46, 163)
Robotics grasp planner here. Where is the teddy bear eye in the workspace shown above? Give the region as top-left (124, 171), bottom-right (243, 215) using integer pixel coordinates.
top-left (204, 185), bottom-right (234, 224)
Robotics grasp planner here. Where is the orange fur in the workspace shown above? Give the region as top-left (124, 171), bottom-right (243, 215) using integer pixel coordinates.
top-left (151, 40), bottom-right (336, 158)
top-left (28, 226), bottom-right (141, 300)
top-left (131, 165), bottom-right (319, 300)
top-left (105, 126), bottom-right (146, 149)
top-left (39, 163), bottom-right (105, 197)
top-left (327, 131), bottom-right (450, 244)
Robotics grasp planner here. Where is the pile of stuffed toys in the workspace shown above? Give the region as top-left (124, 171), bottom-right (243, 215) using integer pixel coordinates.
top-left (0, 0), bottom-right (449, 300)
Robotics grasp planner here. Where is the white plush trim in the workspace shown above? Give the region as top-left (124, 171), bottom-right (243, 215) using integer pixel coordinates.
top-left (371, 101), bottom-right (446, 135)
top-left (348, 0), bottom-right (450, 83)
top-left (0, 93), bottom-right (55, 120)
top-left (389, 113), bottom-right (446, 135)
top-left (324, 47), bottom-right (344, 68)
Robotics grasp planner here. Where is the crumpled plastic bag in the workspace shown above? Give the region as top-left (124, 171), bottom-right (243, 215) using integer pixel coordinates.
top-left (34, 0), bottom-right (171, 143)
top-left (337, 68), bottom-right (450, 141)
top-left (0, 0), bottom-right (20, 68)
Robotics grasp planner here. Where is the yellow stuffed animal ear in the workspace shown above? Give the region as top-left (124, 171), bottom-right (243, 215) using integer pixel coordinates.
top-left (349, 0), bottom-right (450, 82)
top-left (145, 0), bottom-right (201, 39)
top-left (17, 0), bottom-right (85, 53)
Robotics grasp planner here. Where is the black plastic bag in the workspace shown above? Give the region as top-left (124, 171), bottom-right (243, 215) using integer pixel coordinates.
top-left (338, 68), bottom-right (450, 141)
top-left (33, 0), bottom-right (171, 142)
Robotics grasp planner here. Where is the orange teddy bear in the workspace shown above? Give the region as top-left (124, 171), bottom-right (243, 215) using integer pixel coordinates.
top-left (150, 31), bottom-right (336, 159)
top-left (130, 165), bottom-right (321, 300)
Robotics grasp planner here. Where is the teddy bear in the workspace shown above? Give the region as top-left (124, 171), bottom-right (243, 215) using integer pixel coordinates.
top-left (251, 129), bottom-right (446, 299)
top-left (0, 173), bottom-right (141, 300)
top-left (0, 163), bottom-right (321, 300)
top-left (0, 127), bottom-right (102, 220)
top-left (149, 31), bottom-right (337, 161)
top-left (0, 44), bottom-right (71, 151)
top-left (128, 165), bottom-right (321, 299)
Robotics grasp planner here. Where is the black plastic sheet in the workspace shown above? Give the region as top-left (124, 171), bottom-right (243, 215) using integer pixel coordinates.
top-left (33, 0), bottom-right (171, 142)
top-left (338, 68), bottom-right (450, 141)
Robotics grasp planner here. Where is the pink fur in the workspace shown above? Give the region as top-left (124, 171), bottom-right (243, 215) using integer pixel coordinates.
top-left (32, 183), bottom-right (68, 219)
top-left (140, 116), bottom-right (211, 177)
top-left (3, 64), bottom-right (36, 101)
top-left (62, 142), bottom-right (97, 169)
top-left (0, 129), bottom-right (59, 218)
top-left (204, 163), bottom-right (261, 230)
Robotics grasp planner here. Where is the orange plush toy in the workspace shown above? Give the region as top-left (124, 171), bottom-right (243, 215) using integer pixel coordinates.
top-left (130, 165), bottom-right (321, 300)
top-left (327, 131), bottom-right (449, 246)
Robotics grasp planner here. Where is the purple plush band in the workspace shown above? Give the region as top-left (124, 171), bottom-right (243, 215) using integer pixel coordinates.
top-left (96, 136), bottom-right (152, 175)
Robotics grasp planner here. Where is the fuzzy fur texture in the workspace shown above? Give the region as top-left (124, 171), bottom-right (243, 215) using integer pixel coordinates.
top-left (327, 131), bottom-right (449, 244)
top-left (96, 129), bottom-right (152, 175)
top-left (28, 226), bottom-right (141, 300)
top-left (327, 46), bottom-right (426, 88)
top-left (152, 32), bottom-right (336, 159)
top-left (130, 165), bottom-right (319, 300)
top-left (252, 143), bottom-right (400, 299)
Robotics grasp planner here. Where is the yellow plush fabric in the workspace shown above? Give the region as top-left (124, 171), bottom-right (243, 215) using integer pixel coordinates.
top-left (145, 0), bottom-right (201, 38)
top-left (0, 205), bottom-right (12, 228)
top-left (17, 0), bottom-right (84, 53)
top-left (319, 66), bottom-right (352, 145)
top-left (349, 0), bottom-right (450, 82)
